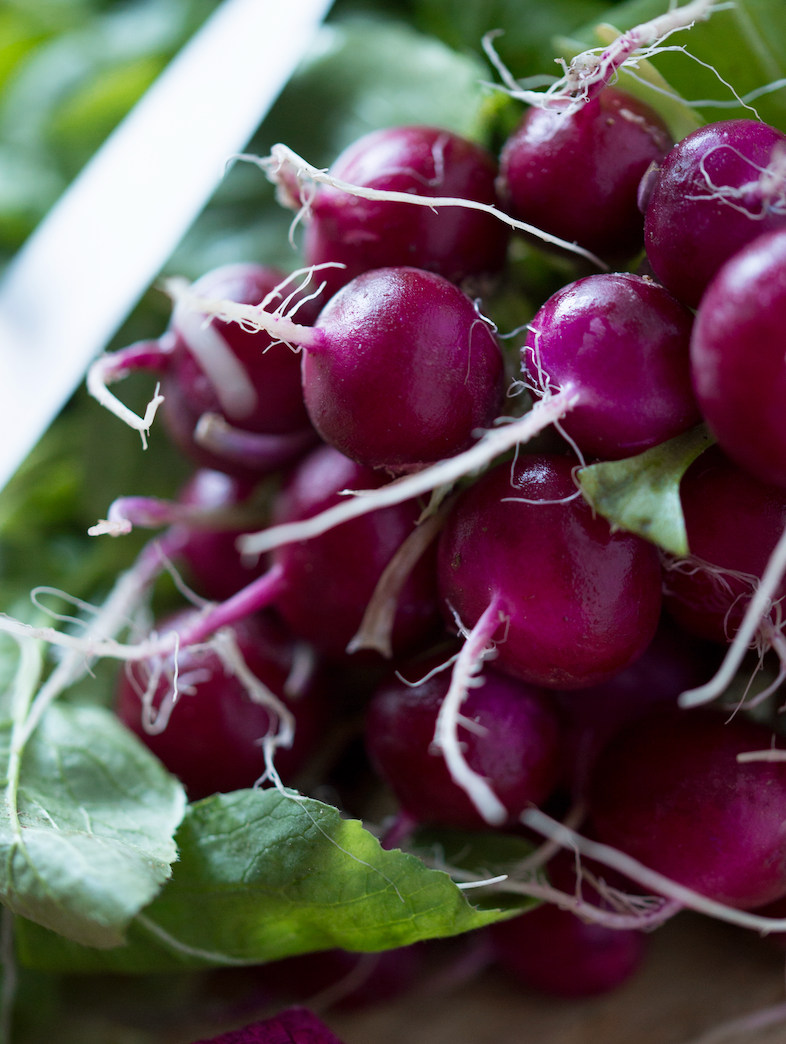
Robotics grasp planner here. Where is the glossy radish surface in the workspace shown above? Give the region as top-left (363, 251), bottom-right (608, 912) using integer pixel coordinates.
top-left (366, 653), bottom-right (561, 829)
top-left (498, 88), bottom-right (671, 259)
top-left (437, 456), bottom-right (662, 688)
top-left (690, 228), bottom-right (786, 488)
top-left (644, 119), bottom-right (786, 308)
top-left (589, 708), bottom-right (786, 909)
top-left (303, 125), bottom-right (509, 300)
top-left (304, 266), bottom-right (505, 470)
top-left (523, 273), bottom-right (698, 459)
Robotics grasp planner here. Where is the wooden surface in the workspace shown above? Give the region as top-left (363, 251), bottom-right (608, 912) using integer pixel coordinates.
top-left (327, 914), bottom-right (786, 1044)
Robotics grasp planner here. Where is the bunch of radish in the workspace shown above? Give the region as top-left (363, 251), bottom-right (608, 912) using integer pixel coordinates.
top-left (74, 0), bottom-right (786, 1014)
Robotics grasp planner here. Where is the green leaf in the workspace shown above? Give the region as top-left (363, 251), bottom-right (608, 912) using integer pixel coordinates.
top-left (0, 700), bottom-right (186, 949)
top-left (577, 424), bottom-right (715, 556)
top-left (17, 789), bottom-right (512, 972)
top-left (574, 0), bottom-right (786, 132)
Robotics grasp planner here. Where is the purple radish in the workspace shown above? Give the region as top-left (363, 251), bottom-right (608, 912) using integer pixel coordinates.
top-left (116, 611), bottom-right (326, 800)
top-left (270, 445), bottom-right (440, 659)
top-left (192, 1007), bottom-right (346, 1044)
top-left (690, 227), bottom-right (786, 490)
top-left (663, 446), bottom-right (786, 653)
top-left (523, 273), bottom-right (698, 459)
top-left (88, 263), bottom-right (319, 476)
top-left (589, 708), bottom-right (786, 910)
top-left (498, 88), bottom-right (671, 260)
top-left (366, 651), bottom-right (561, 831)
top-left (295, 125), bottom-right (510, 301)
top-left (644, 119), bottom-right (786, 308)
top-left (169, 265), bottom-right (505, 473)
top-left (556, 617), bottom-right (722, 796)
top-left (490, 868), bottom-right (647, 996)
top-left (437, 455), bottom-right (662, 690)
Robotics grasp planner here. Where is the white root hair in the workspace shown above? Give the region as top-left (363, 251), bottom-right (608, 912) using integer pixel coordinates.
top-left (238, 384), bottom-right (580, 557)
top-left (680, 523), bottom-right (786, 708)
top-left (481, 0), bottom-right (715, 115)
top-left (347, 506), bottom-right (450, 658)
top-left (86, 356), bottom-right (164, 448)
top-left (172, 300), bottom-right (257, 421)
top-left (432, 598), bottom-right (509, 826)
top-left (522, 807), bottom-right (786, 934)
top-left (245, 146), bottom-right (608, 270)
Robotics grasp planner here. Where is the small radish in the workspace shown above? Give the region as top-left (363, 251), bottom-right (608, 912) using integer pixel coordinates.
top-left (88, 263), bottom-right (319, 475)
top-left (116, 611), bottom-right (326, 800)
top-left (589, 708), bottom-right (786, 910)
top-left (498, 88), bottom-right (671, 260)
top-left (366, 651), bottom-right (561, 830)
top-left (523, 273), bottom-right (698, 459)
top-left (644, 120), bottom-right (786, 307)
top-left (287, 125), bottom-right (510, 301)
top-left (437, 455), bottom-right (662, 690)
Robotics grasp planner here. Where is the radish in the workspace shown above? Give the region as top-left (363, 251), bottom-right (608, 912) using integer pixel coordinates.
top-left (663, 446), bottom-right (786, 657)
top-left (436, 455), bottom-right (663, 690)
top-left (116, 611), bottom-right (326, 800)
top-left (588, 708), bottom-right (786, 910)
top-left (690, 227), bottom-right (786, 490)
top-left (167, 265), bottom-right (505, 472)
top-left (88, 263), bottom-right (319, 474)
top-left (280, 125), bottom-right (510, 301)
top-left (366, 651), bottom-right (561, 831)
top-left (489, 850), bottom-right (648, 997)
top-left (498, 87), bottom-right (671, 260)
top-left (523, 273), bottom-right (698, 460)
top-left (644, 120), bottom-right (786, 308)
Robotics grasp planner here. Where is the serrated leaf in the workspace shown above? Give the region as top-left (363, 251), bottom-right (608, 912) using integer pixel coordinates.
top-left (16, 789), bottom-right (513, 973)
top-left (0, 701), bottom-right (186, 949)
top-left (577, 424), bottom-right (714, 555)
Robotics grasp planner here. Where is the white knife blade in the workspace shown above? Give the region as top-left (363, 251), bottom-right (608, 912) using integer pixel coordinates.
top-left (0, 0), bottom-right (333, 495)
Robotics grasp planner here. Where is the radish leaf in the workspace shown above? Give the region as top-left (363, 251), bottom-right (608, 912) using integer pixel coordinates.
top-left (16, 789), bottom-right (512, 972)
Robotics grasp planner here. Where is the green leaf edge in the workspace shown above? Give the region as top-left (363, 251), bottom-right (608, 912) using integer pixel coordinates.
top-left (15, 790), bottom-right (522, 974)
top-left (578, 423), bottom-right (715, 556)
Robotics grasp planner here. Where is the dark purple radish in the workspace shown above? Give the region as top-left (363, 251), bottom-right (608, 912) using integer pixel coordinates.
top-left (366, 652), bottom-right (561, 831)
top-left (192, 1008), bottom-right (346, 1044)
top-left (171, 265), bottom-right (505, 473)
top-left (644, 120), bottom-right (786, 308)
top-left (690, 228), bottom-right (786, 490)
top-left (303, 267), bottom-right (505, 471)
top-left (523, 273), bottom-right (698, 459)
top-left (498, 88), bottom-right (671, 261)
top-left (589, 708), bottom-right (786, 910)
top-left (116, 612), bottom-right (326, 800)
top-left (490, 900), bottom-right (647, 997)
top-left (88, 263), bottom-right (318, 477)
top-left (437, 456), bottom-right (662, 690)
top-left (556, 617), bottom-right (722, 796)
top-left (270, 445), bottom-right (440, 659)
top-left (295, 125), bottom-right (509, 301)
top-left (662, 447), bottom-right (786, 649)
